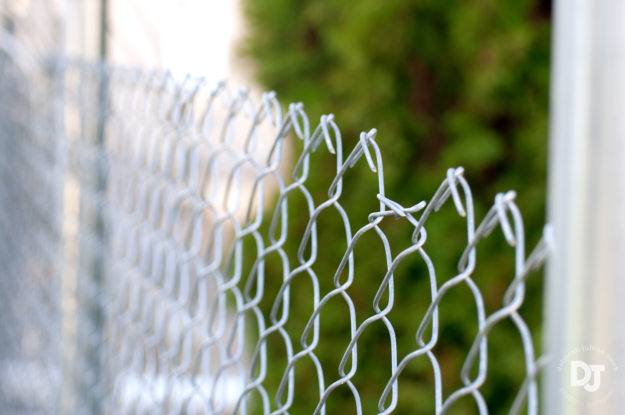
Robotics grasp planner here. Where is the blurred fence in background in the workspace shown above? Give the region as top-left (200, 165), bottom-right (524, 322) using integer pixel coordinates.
top-left (0, 49), bottom-right (551, 414)
top-left (0, 49), bottom-right (65, 415)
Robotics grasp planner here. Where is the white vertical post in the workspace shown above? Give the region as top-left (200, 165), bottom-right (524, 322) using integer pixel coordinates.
top-left (545, 0), bottom-right (625, 413)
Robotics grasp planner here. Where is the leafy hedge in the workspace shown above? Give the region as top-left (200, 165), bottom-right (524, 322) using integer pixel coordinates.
top-left (240, 1), bottom-right (550, 413)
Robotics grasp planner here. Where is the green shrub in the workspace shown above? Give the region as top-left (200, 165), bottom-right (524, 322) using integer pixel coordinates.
top-left (240, 1), bottom-right (550, 413)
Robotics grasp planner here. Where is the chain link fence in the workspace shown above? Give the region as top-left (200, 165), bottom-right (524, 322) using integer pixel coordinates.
top-left (0, 39), bottom-right (551, 415)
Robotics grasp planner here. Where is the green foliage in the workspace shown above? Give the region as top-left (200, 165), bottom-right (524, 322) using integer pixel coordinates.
top-left (240, 0), bottom-right (550, 413)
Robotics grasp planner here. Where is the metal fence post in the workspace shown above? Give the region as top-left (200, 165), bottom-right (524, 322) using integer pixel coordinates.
top-left (89, 1), bottom-right (108, 413)
top-left (545, 0), bottom-right (625, 412)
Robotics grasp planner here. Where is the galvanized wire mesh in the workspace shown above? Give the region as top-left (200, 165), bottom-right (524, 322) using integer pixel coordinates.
top-left (0, 50), bottom-right (66, 415)
top-left (0, 53), bottom-right (551, 414)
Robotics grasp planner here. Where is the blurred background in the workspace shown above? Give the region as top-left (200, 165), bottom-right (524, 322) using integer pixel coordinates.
top-left (241, 1), bottom-right (550, 413)
top-left (0, 0), bottom-right (551, 413)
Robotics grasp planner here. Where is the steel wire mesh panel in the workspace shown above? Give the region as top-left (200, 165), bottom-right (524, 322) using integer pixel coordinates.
top-left (0, 55), bottom-right (65, 413)
top-left (0, 58), bottom-right (551, 414)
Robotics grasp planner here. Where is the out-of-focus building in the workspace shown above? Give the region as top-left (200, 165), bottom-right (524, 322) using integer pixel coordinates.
top-left (67, 0), bottom-right (253, 88)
